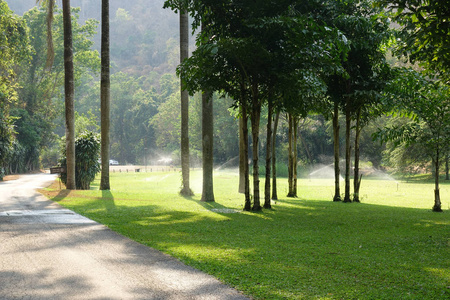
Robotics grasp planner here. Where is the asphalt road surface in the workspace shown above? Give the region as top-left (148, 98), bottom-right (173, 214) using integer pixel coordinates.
top-left (0, 174), bottom-right (250, 300)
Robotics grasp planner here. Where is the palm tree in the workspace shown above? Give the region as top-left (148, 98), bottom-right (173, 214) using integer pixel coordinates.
top-left (62, 0), bottom-right (76, 189)
top-left (179, 9), bottom-right (193, 196)
top-left (100, 0), bottom-right (111, 190)
top-left (37, 0), bottom-right (75, 189)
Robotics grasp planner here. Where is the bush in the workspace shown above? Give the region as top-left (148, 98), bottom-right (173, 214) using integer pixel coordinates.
top-left (60, 131), bottom-right (100, 190)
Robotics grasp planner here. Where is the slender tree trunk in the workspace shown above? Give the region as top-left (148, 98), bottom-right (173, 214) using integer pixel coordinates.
top-left (293, 117), bottom-right (298, 197)
top-left (271, 111), bottom-right (280, 200)
top-left (44, 0), bottom-right (55, 70)
top-left (333, 101), bottom-right (341, 201)
top-left (287, 114), bottom-right (294, 197)
top-left (239, 107), bottom-right (246, 193)
top-left (100, 0), bottom-right (110, 190)
top-left (287, 114), bottom-right (298, 197)
top-left (343, 100), bottom-right (351, 202)
top-left (251, 86), bottom-right (262, 211)
top-left (353, 107), bottom-right (361, 202)
top-left (242, 104), bottom-right (251, 211)
top-left (201, 90), bottom-right (214, 202)
top-left (179, 10), bottom-right (192, 196)
top-left (432, 148), bottom-right (443, 212)
top-left (63, 0), bottom-right (76, 190)
top-left (264, 101), bottom-right (273, 209)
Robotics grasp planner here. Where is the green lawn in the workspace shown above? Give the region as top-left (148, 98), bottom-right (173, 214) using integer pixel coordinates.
top-left (45, 170), bottom-right (450, 299)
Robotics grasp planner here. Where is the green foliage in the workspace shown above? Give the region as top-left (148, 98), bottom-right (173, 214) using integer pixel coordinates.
top-left (382, 0), bottom-right (450, 80)
top-left (375, 69), bottom-right (450, 154)
top-left (60, 131), bottom-right (100, 190)
top-left (10, 5), bottom-right (100, 173)
top-left (75, 110), bottom-right (100, 136)
top-left (0, 1), bottom-right (30, 178)
top-left (51, 171), bottom-right (449, 300)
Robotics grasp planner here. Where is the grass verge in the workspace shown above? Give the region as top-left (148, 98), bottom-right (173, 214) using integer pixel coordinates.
top-left (42, 170), bottom-right (450, 299)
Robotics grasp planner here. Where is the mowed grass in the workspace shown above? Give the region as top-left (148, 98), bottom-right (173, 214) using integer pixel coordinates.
top-left (44, 170), bottom-right (450, 299)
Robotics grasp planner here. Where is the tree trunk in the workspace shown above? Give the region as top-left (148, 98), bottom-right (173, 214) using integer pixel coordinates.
top-left (179, 10), bottom-right (192, 196)
top-left (242, 104), bottom-right (251, 211)
top-left (271, 111), bottom-right (280, 200)
top-left (343, 100), bottom-right (351, 202)
top-left (63, 0), bottom-right (76, 190)
top-left (201, 90), bottom-right (214, 202)
top-left (44, 0), bottom-right (55, 70)
top-left (287, 113), bottom-right (298, 198)
top-left (239, 107), bottom-right (246, 193)
top-left (100, 0), bottom-right (110, 190)
top-left (353, 107), bottom-right (361, 202)
top-left (293, 117), bottom-right (298, 197)
top-left (333, 101), bottom-right (341, 201)
top-left (251, 86), bottom-right (262, 211)
top-left (264, 101), bottom-right (273, 209)
top-left (432, 148), bottom-right (443, 212)
top-left (287, 114), bottom-right (294, 197)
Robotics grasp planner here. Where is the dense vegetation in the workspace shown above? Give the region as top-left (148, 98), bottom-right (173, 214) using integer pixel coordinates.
top-left (1, 0), bottom-right (449, 208)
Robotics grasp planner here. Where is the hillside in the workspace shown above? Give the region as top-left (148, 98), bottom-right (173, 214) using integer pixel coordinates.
top-left (6, 0), bottom-right (182, 79)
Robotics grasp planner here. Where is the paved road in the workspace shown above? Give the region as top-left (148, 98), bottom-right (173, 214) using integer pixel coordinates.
top-left (0, 174), bottom-right (250, 300)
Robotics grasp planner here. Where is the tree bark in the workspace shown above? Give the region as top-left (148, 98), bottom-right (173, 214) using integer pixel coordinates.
top-left (287, 114), bottom-right (293, 197)
top-left (45, 0), bottom-right (55, 70)
top-left (264, 101), bottom-right (273, 209)
top-left (179, 10), bottom-right (192, 196)
top-left (333, 101), bottom-right (341, 201)
top-left (287, 113), bottom-right (298, 198)
top-left (238, 107), bottom-right (246, 193)
top-left (353, 107), bottom-right (361, 202)
top-left (242, 104), bottom-right (251, 211)
top-left (63, 0), bottom-right (76, 190)
top-left (271, 111), bottom-right (280, 200)
top-left (432, 148), bottom-right (443, 212)
top-left (293, 117), bottom-right (298, 197)
top-left (343, 99), bottom-right (351, 202)
top-left (201, 90), bottom-right (214, 202)
top-left (100, 0), bottom-right (110, 190)
top-left (251, 85), bottom-right (262, 211)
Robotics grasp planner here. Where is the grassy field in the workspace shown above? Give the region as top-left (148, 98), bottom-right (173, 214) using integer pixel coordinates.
top-left (42, 170), bottom-right (449, 299)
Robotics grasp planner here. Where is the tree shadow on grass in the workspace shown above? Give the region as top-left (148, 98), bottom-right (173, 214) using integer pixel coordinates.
top-left (101, 190), bottom-right (116, 212)
top-left (42, 180), bottom-right (449, 300)
top-left (97, 198), bottom-right (449, 300)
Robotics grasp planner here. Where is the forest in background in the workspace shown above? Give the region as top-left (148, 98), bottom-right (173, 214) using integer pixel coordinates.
top-left (2, 0), bottom-right (447, 181)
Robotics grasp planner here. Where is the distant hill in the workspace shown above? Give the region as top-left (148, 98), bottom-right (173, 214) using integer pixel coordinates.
top-left (6, 0), bottom-right (185, 82)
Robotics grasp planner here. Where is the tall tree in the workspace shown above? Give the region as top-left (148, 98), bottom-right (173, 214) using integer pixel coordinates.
top-left (179, 9), bottom-right (193, 196)
top-left (100, 0), bottom-right (110, 190)
top-left (62, 0), bottom-right (76, 189)
top-left (376, 69), bottom-right (450, 212)
top-left (324, 0), bottom-right (391, 202)
top-left (169, 0), bottom-right (347, 209)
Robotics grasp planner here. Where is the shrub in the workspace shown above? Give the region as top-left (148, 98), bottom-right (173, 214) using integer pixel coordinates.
top-left (60, 131), bottom-right (100, 190)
